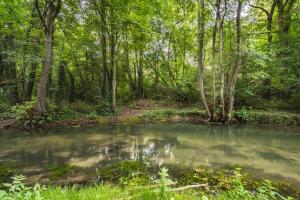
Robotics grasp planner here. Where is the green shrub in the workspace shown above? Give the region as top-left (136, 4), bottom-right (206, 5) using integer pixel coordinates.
top-left (139, 109), bottom-right (208, 122)
top-left (0, 175), bottom-right (45, 200)
top-left (0, 102), bottom-right (9, 113)
top-left (95, 102), bottom-right (113, 116)
top-left (70, 101), bottom-right (95, 114)
top-left (11, 101), bottom-right (48, 127)
top-left (47, 105), bottom-right (80, 121)
top-left (87, 111), bottom-right (98, 120)
top-left (96, 161), bottom-right (150, 185)
top-left (48, 164), bottom-right (74, 180)
top-left (234, 109), bottom-right (299, 126)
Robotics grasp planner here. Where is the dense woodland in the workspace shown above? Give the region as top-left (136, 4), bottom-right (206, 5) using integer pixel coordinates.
top-left (0, 0), bottom-right (299, 122)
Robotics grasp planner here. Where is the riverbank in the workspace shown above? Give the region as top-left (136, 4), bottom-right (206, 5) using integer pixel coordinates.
top-left (0, 104), bottom-right (300, 129)
top-left (0, 162), bottom-right (298, 200)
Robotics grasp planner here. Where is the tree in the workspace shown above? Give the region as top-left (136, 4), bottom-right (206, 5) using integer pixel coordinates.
top-left (197, 0), bottom-right (211, 120)
top-left (250, 0), bottom-right (277, 44)
top-left (35, 0), bottom-right (61, 114)
top-left (225, 0), bottom-right (243, 122)
top-left (219, 0), bottom-right (227, 120)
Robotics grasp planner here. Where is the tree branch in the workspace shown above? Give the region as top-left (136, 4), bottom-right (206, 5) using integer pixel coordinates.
top-left (35, 0), bottom-right (47, 30)
top-left (249, 4), bottom-right (269, 16)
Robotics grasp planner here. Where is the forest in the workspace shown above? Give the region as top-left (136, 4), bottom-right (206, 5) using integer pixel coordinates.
top-left (0, 0), bottom-right (300, 200)
top-left (0, 0), bottom-right (299, 121)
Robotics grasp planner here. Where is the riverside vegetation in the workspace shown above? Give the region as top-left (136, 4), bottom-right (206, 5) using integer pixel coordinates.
top-left (0, 161), bottom-right (298, 200)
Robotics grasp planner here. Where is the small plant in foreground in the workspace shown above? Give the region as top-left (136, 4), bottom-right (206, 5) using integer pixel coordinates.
top-left (0, 175), bottom-right (45, 200)
top-left (155, 167), bottom-right (175, 200)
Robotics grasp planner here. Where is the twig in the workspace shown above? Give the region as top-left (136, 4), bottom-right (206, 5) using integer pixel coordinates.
top-left (170, 183), bottom-right (208, 192)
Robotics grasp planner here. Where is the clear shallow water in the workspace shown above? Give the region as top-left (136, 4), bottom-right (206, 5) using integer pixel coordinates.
top-left (0, 123), bottom-right (300, 184)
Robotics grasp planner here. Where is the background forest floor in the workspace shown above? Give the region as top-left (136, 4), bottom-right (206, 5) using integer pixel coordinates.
top-left (0, 99), bottom-right (299, 130)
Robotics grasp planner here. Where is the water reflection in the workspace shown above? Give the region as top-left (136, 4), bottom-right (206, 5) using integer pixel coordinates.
top-left (0, 123), bottom-right (300, 184)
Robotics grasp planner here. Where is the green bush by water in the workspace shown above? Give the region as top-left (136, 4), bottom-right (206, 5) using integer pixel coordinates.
top-left (234, 108), bottom-right (300, 126)
top-left (0, 167), bottom-right (295, 200)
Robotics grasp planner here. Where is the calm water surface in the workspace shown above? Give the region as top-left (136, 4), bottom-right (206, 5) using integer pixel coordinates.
top-left (0, 123), bottom-right (300, 184)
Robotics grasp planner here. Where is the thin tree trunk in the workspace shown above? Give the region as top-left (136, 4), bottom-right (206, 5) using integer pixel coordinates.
top-left (110, 9), bottom-right (117, 111)
top-left (125, 30), bottom-right (135, 100)
top-left (6, 23), bottom-right (19, 104)
top-left (55, 60), bottom-right (66, 104)
top-left (211, 0), bottom-right (220, 120)
top-left (226, 0), bottom-right (242, 122)
top-left (25, 35), bottom-right (40, 101)
top-left (67, 70), bottom-right (75, 102)
top-left (100, 2), bottom-right (108, 99)
top-left (137, 51), bottom-right (143, 99)
top-left (197, 0), bottom-right (211, 120)
top-left (0, 34), bottom-right (3, 75)
top-left (219, 0), bottom-right (227, 120)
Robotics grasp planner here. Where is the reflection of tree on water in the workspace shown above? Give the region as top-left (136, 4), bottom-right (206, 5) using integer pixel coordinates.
top-left (1, 124), bottom-right (300, 185)
top-left (141, 136), bottom-right (179, 167)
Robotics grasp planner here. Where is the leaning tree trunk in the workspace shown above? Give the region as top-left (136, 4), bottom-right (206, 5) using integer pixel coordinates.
top-left (197, 0), bottom-right (211, 120)
top-left (226, 0), bottom-right (242, 122)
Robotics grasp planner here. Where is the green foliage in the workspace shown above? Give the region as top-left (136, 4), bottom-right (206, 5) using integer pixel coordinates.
top-left (234, 109), bottom-right (299, 126)
top-left (0, 166), bottom-right (13, 184)
top-left (0, 167), bottom-right (296, 200)
top-left (48, 164), bottom-right (73, 180)
top-left (155, 167), bottom-right (175, 200)
top-left (87, 111), bottom-right (98, 120)
top-left (139, 109), bottom-right (207, 122)
top-left (0, 175), bottom-right (45, 200)
top-left (69, 101), bottom-right (95, 114)
top-left (95, 102), bottom-right (113, 116)
top-left (96, 161), bottom-right (150, 185)
top-left (0, 102), bottom-right (9, 113)
top-left (11, 101), bottom-right (48, 127)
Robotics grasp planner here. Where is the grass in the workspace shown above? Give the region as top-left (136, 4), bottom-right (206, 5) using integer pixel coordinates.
top-left (1, 163), bottom-right (297, 200)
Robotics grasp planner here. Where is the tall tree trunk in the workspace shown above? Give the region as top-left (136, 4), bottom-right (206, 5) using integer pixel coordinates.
top-left (55, 61), bottom-right (66, 104)
top-left (137, 51), bottom-right (143, 99)
top-left (125, 30), bottom-right (135, 100)
top-left (6, 23), bottom-right (19, 104)
top-left (110, 9), bottom-right (117, 111)
top-left (35, 0), bottom-right (61, 114)
top-left (226, 0), bottom-right (242, 122)
top-left (0, 33), bottom-right (4, 78)
top-left (197, 0), bottom-right (211, 120)
top-left (100, 2), bottom-right (108, 99)
top-left (36, 30), bottom-right (53, 113)
top-left (219, 0), bottom-right (227, 120)
top-left (211, 0), bottom-right (220, 120)
top-left (25, 36), bottom-right (40, 101)
top-left (67, 70), bottom-right (75, 102)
